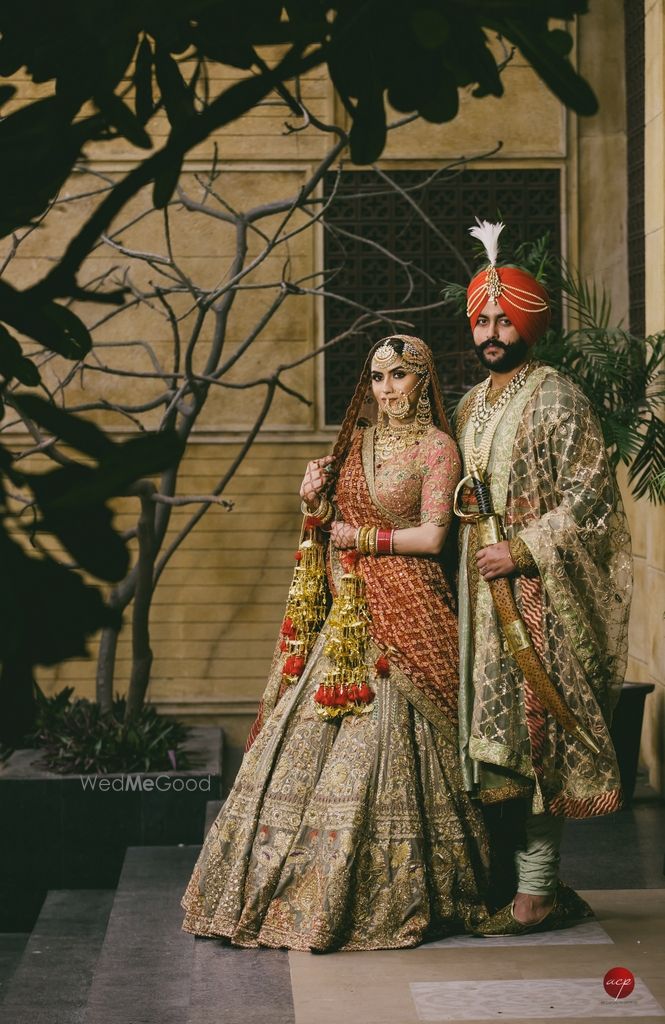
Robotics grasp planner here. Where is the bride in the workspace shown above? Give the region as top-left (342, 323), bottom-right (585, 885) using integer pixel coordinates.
top-left (181, 335), bottom-right (489, 950)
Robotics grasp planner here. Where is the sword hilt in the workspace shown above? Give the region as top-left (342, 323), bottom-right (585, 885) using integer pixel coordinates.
top-left (472, 476), bottom-right (493, 515)
top-left (470, 465), bottom-right (494, 516)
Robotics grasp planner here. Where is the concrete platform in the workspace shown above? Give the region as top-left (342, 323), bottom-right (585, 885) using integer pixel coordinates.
top-left (288, 890), bottom-right (665, 1024)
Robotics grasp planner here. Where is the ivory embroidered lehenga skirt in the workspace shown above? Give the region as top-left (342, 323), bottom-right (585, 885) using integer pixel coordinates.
top-left (180, 651), bottom-right (488, 950)
top-left (181, 428), bottom-right (489, 951)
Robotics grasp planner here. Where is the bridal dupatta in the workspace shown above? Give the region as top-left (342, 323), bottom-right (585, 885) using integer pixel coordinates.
top-left (249, 425), bottom-right (462, 746)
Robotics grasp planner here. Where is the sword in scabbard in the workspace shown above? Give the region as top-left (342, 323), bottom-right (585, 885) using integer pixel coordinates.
top-left (453, 466), bottom-right (600, 756)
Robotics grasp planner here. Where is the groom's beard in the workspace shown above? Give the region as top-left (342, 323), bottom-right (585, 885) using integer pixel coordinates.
top-left (474, 337), bottom-right (530, 372)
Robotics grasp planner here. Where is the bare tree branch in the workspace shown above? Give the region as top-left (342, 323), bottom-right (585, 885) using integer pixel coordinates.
top-left (5, 101), bottom-right (487, 717)
top-left (152, 494), bottom-right (234, 509)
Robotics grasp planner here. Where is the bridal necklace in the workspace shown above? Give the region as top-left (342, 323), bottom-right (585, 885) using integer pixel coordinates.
top-left (375, 418), bottom-right (427, 461)
top-left (465, 363), bottom-right (530, 473)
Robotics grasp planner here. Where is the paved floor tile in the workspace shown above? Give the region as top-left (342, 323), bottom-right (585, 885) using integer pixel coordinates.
top-left (410, 978), bottom-right (665, 1020)
top-left (422, 919), bottom-right (613, 949)
top-left (288, 890), bottom-right (665, 1024)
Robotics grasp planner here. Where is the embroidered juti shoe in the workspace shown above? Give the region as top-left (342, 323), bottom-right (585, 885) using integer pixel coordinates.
top-left (472, 882), bottom-right (594, 937)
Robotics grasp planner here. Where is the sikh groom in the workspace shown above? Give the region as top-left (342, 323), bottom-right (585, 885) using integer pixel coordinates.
top-left (454, 221), bottom-right (632, 935)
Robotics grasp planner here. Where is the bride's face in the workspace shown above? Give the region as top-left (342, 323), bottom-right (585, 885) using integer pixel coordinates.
top-left (370, 357), bottom-right (422, 418)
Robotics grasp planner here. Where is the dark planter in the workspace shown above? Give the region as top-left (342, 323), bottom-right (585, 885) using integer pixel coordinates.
top-left (0, 726), bottom-right (222, 930)
top-left (610, 682), bottom-right (655, 804)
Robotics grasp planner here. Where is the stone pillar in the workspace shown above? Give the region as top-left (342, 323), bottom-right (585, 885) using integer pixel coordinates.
top-left (576, 0), bottom-right (629, 313)
top-left (577, 1), bottom-right (664, 795)
top-left (636, 0), bottom-right (665, 794)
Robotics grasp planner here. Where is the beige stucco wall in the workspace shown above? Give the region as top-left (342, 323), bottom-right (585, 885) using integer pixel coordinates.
top-left (22, 47), bottom-right (569, 752)
top-left (37, 439), bottom-right (325, 754)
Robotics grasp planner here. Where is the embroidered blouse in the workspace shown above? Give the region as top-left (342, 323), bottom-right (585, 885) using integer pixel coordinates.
top-left (373, 426), bottom-right (461, 530)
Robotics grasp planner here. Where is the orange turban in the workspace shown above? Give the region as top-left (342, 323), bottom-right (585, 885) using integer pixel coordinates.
top-left (466, 265), bottom-right (551, 347)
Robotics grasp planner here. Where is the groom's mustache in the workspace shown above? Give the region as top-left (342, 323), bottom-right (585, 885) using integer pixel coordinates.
top-left (477, 338), bottom-right (509, 353)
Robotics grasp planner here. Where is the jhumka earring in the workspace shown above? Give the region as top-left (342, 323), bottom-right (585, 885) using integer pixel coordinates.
top-left (416, 377), bottom-right (432, 428)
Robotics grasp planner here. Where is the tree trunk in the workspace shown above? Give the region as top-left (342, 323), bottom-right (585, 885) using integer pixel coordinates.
top-left (125, 484), bottom-right (157, 718)
top-left (96, 602), bottom-right (121, 714)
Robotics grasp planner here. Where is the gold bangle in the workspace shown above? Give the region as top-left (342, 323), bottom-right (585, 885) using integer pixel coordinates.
top-left (318, 499), bottom-right (334, 525)
top-left (356, 524), bottom-right (378, 556)
top-left (301, 496), bottom-right (325, 517)
top-left (368, 526), bottom-right (378, 556)
top-left (301, 495), bottom-right (332, 524)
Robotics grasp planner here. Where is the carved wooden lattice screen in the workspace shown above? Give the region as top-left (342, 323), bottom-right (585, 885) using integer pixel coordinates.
top-left (322, 168), bottom-right (561, 425)
top-left (624, 0), bottom-right (645, 337)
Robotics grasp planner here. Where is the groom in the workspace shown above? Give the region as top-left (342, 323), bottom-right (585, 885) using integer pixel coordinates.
top-left (454, 222), bottom-right (632, 934)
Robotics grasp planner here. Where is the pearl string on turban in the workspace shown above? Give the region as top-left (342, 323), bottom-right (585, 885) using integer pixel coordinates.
top-left (465, 219), bottom-right (551, 347)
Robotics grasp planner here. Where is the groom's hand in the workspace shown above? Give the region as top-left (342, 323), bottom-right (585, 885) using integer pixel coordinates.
top-left (476, 540), bottom-right (516, 580)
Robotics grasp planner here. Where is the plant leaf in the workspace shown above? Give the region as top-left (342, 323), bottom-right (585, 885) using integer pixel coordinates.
top-left (133, 35), bottom-right (154, 124)
top-left (0, 325), bottom-right (41, 385)
top-left (502, 20), bottom-right (598, 116)
top-left (349, 90), bottom-right (386, 165)
top-left (12, 393), bottom-right (114, 458)
top-left (95, 90), bottom-right (152, 150)
top-left (154, 47), bottom-right (196, 130)
top-left (153, 151), bottom-right (184, 209)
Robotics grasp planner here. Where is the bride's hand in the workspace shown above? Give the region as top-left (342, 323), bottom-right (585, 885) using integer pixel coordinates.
top-left (299, 455), bottom-right (335, 507)
top-left (330, 521), bottom-right (356, 549)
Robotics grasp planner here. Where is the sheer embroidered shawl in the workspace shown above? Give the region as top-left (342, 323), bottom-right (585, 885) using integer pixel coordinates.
top-left (457, 366), bottom-right (632, 817)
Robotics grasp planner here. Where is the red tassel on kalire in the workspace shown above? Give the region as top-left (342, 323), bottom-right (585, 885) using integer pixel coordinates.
top-left (283, 655), bottom-right (305, 678)
top-left (281, 617), bottom-right (296, 640)
top-left (375, 655), bottom-right (390, 677)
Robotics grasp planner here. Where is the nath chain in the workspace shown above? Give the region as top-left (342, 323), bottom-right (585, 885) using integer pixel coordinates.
top-left (465, 364), bottom-right (530, 473)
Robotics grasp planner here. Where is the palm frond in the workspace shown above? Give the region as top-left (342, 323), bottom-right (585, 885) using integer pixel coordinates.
top-left (627, 418), bottom-right (665, 502)
top-left (514, 233), bottom-right (558, 287)
top-left (439, 280), bottom-right (467, 317)
top-left (558, 262), bottom-right (613, 330)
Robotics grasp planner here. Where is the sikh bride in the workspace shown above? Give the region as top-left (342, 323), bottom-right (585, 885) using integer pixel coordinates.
top-left (181, 335), bottom-right (489, 950)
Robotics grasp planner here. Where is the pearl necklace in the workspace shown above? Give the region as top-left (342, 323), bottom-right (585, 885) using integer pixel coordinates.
top-left (375, 420), bottom-right (426, 462)
top-left (465, 364), bottom-right (530, 473)
top-left (471, 363), bottom-right (530, 428)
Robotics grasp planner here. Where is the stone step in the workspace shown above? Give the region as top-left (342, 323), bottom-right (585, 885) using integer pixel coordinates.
top-left (82, 845), bottom-right (199, 1024)
top-left (1, 891), bottom-right (114, 1024)
top-left (0, 934), bottom-right (29, 1003)
top-left (192, 801), bottom-right (295, 1024)
top-left (188, 940), bottom-right (295, 1024)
